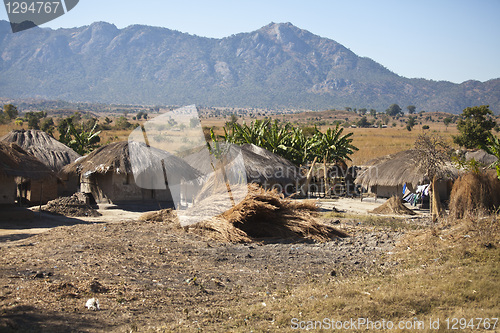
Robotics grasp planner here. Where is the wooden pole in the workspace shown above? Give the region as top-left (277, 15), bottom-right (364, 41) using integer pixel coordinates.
top-left (323, 152), bottom-right (328, 198)
top-left (301, 156), bottom-right (318, 197)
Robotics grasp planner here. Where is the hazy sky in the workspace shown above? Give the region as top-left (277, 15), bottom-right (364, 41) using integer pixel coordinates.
top-left (2, 0), bottom-right (499, 83)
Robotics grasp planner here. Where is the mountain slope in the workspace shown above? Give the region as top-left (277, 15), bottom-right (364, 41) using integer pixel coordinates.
top-left (0, 20), bottom-right (498, 113)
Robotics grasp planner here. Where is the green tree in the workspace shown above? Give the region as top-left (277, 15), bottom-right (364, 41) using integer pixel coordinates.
top-left (114, 116), bottom-right (133, 130)
top-left (386, 104), bottom-right (402, 117)
top-left (57, 117), bottom-right (74, 144)
top-left (406, 105), bottom-right (416, 114)
top-left (226, 113), bottom-right (238, 126)
top-left (406, 116), bottom-right (417, 131)
top-left (40, 117), bottom-right (55, 135)
top-left (443, 117), bottom-right (453, 130)
top-left (25, 111), bottom-right (46, 130)
top-left (370, 109), bottom-right (377, 117)
top-left (356, 116), bottom-right (371, 128)
top-left (453, 105), bottom-right (496, 149)
top-left (3, 104), bottom-right (18, 119)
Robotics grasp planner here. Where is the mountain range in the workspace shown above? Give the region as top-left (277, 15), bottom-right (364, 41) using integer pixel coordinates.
top-left (0, 20), bottom-right (498, 113)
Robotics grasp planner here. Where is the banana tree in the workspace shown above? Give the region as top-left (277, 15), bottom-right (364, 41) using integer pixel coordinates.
top-left (316, 124), bottom-right (358, 164)
top-left (483, 135), bottom-right (500, 179)
top-left (66, 121), bottom-right (101, 155)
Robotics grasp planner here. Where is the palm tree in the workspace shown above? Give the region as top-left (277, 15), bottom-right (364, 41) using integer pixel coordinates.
top-left (315, 124), bottom-right (358, 164)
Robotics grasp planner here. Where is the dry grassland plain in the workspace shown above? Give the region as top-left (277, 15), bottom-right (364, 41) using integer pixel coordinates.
top-left (0, 110), bottom-right (463, 165)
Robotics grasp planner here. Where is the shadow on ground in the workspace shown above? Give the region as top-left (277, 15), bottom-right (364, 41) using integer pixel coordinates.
top-left (0, 305), bottom-right (100, 333)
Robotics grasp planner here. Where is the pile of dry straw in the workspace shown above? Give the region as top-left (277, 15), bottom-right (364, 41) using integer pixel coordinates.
top-left (449, 170), bottom-right (500, 219)
top-left (370, 196), bottom-right (417, 215)
top-left (141, 183), bottom-right (348, 243)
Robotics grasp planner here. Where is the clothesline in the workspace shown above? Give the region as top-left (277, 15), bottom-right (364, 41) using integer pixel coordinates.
top-left (402, 183), bottom-right (430, 206)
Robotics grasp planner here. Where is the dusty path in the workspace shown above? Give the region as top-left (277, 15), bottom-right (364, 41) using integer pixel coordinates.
top-left (0, 208), bottom-right (142, 243)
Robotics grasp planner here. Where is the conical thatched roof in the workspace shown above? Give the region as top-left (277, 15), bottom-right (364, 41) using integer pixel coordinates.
top-left (61, 141), bottom-right (200, 182)
top-left (0, 129), bottom-right (80, 171)
top-left (183, 143), bottom-right (300, 184)
top-left (0, 142), bottom-right (57, 180)
top-left (355, 149), bottom-right (458, 188)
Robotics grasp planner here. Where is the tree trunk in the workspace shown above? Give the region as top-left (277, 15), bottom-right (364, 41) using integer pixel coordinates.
top-left (323, 152), bottom-right (328, 197)
top-left (301, 157), bottom-right (318, 197)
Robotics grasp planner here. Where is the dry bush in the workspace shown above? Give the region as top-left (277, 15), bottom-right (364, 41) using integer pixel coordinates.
top-left (449, 170), bottom-right (500, 220)
top-left (187, 183), bottom-right (349, 243)
top-left (369, 196), bottom-right (417, 215)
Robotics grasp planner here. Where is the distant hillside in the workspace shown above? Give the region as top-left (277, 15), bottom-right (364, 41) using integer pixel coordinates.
top-left (0, 20), bottom-right (498, 113)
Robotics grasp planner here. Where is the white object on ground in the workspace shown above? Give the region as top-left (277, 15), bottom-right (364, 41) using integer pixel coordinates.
top-left (86, 298), bottom-right (100, 311)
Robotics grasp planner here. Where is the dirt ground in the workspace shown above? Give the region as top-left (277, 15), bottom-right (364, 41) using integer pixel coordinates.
top-left (0, 199), bottom-right (422, 332)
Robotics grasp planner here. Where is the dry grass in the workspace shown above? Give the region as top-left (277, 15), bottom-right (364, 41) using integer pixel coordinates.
top-left (216, 214), bottom-right (500, 332)
top-left (346, 126), bottom-right (458, 165)
top-left (370, 196), bottom-right (417, 215)
top-left (187, 183), bottom-right (349, 243)
top-left (449, 170), bottom-right (500, 219)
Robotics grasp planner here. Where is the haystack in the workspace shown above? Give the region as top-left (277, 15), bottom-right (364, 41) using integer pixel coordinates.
top-left (370, 196), bottom-right (417, 215)
top-left (449, 170), bottom-right (500, 219)
top-left (186, 184), bottom-right (348, 243)
top-left (1, 129), bottom-right (80, 171)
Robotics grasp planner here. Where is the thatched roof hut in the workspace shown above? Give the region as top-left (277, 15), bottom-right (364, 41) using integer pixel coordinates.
top-left (355, 149), bottom-right (458, 199)
top-left (0, 142), bottom-right (58, 204)
top-left (63, 141), bottom-right (199, 180)
top-left (0, 142), bottom-right (56, 180)
top-left (62, 141), bottom-right (200, 205)
top-left (1, 129), bottom-right (80, 171)
top-left (183, 143), bottom-right (301, 188)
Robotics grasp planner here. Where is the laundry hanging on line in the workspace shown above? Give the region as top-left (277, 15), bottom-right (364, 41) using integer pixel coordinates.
top-left (402, 183), bottom-right (430, 206)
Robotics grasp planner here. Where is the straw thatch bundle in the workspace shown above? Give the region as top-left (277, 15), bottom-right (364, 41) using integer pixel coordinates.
top-left (370, 196), bottom-right (417, 215)
top-left (62, 141), bottom-right (200, 182)
top-left (186, 183), bottom-right (348, 243)
top-left (449, 170), bottom-right (500, 219)
top-left (0, 130), bottom-right (80, 171)
top-left (139, 209), bottom-right (177, 223)
top-left (0, 142), bottom-right (56, 180)
top-left (355, 149), bottom-right (458, 189)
